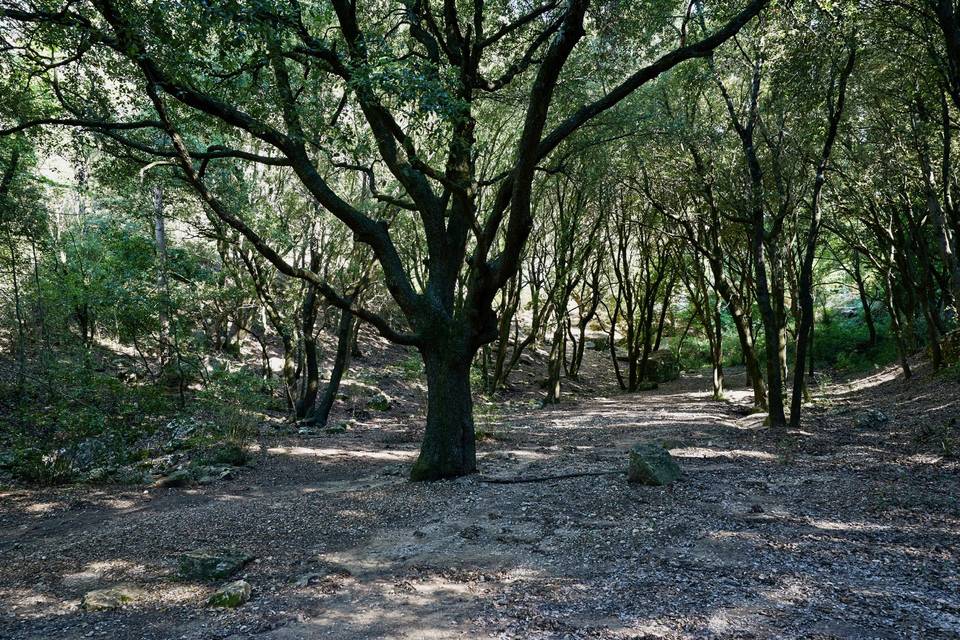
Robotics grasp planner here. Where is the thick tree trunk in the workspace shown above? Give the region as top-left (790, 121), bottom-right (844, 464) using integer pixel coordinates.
top-left (410, 344), bottom-right (477, 481)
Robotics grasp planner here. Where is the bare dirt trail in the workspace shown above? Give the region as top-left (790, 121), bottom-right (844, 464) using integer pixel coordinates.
top-left (1, 361), bottom-right (959, 639)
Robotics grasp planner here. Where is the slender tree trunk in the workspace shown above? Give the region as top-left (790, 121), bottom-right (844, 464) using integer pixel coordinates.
top-left (350, 317), bottom-right (363, 358)
top-left (7, 234), bottom-right (26, 389)
top-left (883, 263), bottom-right (912, 379)
top-left (544, 321), bottom-right (565, 404)
top-left (853, 254), bottom-right (877, 347)
top-left (309, 306), bottom-right (353, 426)
top-left (296, 280), bottom-right (321, 419)
top-left (712, 306), bottom-right (724, 399)
top-left (280, 332), bottom-right (296, 409)
top-left (716, 274), bottom-right (766, 408)
top-left (755, 234), bottom-right (787, 428)
top-left (790, 47), bottom-right (854, 427)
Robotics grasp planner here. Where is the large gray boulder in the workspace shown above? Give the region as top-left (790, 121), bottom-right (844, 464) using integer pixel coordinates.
top-left (178, 549), bottom-right (253, 581)
top-left (628, 443), bottom-right (681, 485)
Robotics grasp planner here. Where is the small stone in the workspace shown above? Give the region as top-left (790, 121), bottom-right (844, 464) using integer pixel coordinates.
top-left (750, 504), bottom-right (764, 513)
top-left (325, 421), bottom-right (352, 434)
top-left (628, 443), bottom-right (681, 486)
top-left (207, 580), bottom-right (251, 608)
top-left (294, 572), bottom-right (323, 587)
top-left (81, 585), bottom-right (142, 611)
top-left (460, 525), bottom-right (483, 540)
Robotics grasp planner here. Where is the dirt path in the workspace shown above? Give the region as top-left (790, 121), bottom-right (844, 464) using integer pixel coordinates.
top-left (2, 364), bottom-right (959, 639)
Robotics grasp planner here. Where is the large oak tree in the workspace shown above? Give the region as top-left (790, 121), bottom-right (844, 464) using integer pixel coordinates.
top-left (1, 0), bottom-right (766, 479)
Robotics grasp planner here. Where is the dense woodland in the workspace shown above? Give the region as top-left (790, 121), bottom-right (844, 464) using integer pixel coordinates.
top-left (1, 1), bottom-right (960, 636)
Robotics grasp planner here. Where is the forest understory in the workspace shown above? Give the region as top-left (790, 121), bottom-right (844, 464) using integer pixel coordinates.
top-left (2, 345), bottom-right (958, 640)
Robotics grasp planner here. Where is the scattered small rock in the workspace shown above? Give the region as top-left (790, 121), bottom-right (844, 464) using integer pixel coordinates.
top-left (855, 408), bottom-right (889, 430)
top-left (325, 420), bottom-right (354, 434)
top-left (294, 573), bottom-right (324, 587)
top-left (207, 580), bottom-right (251, 608)
top-left (460, 524), bottom-right (484, 540)
top-left (195, 465), bottom-right (234, 485)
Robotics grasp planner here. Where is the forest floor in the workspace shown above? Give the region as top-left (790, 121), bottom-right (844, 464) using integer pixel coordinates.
top-left (1, 345), bottom-right (959, 639)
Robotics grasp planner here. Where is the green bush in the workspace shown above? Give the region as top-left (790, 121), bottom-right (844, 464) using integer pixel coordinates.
top-left (1, 447), bottom-right (76, 485)
top-left (809, 312), bottom-right (897, 373)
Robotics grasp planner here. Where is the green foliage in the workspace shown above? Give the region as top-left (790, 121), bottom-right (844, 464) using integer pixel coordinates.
top-left (914, 418), bottom-right (959, 459)
top-left (0, 447), bottom-right (75, 485)
top-left (0, 357), bottom-right (169, 484)
top-left (397, 353), bottom-right (424, 381)
top-left (200, 442), bottom-right (252, 467)
top-left (811, 311), bottom-right (897, 373)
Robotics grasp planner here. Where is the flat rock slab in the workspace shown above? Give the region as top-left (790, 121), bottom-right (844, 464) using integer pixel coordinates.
top-left (178, 550), bottom-right (253, 581)
top-left (628, 443), bottom-right (681, 485)
top-left (81, 585), bottom-right (143, 611)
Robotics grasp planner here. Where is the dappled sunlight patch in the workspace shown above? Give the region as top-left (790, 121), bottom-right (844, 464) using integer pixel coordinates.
top-left (265, 445), bottom-right (415, 462)
top-left (61, 559), bottom-right (150, 590)
top-left (138, 583), bottom-right (206, 606)
top-left (500, 448), bottom-right (555, 460)
top-left (808, 518), bottom-right (891, 533)
top-left (23, 501), bottom-right (64, 514)
top-left (98, 498), bottom-right (138, 510)
top-left (1, 587), bottom-right (70, 618)
top-left (923, 400), bottom-right (959, 412)
top-left (905, 453), bottom-right (945, 464)
top-left (673, 447), bottom-right (778, 461)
